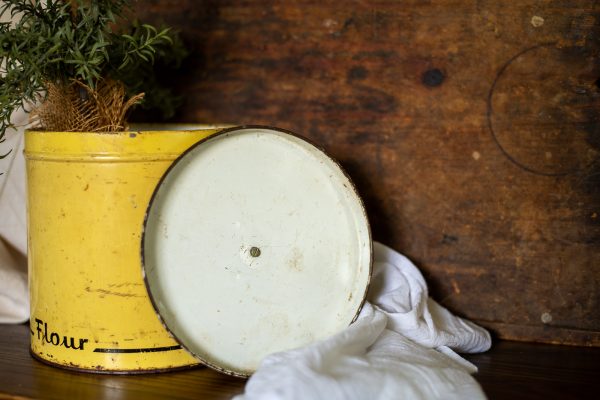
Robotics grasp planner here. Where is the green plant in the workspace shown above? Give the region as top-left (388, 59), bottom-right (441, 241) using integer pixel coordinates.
top-left (0, 0), bottom-right (185, 156)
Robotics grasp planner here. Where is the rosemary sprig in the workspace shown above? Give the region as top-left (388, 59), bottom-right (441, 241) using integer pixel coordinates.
top-left (0, 0), bottom-right (182, 150)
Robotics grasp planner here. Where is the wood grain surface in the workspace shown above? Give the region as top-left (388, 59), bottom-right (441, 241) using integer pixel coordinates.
top-left (0, 324), bottom-right (246, 400)
top-left (2, 324), bottom-right (600, 399)
top-left (133, 0), bottom-right (600, 346)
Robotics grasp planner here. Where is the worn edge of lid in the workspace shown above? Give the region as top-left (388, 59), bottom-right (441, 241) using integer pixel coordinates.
top-left (140, 125), bottom-right (374, 378)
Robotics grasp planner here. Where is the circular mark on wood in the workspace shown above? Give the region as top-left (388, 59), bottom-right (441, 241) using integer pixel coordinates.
top-left (487, 43), bottom-right (599, 176)
top-left (422, 68), bottom-right (445, 87)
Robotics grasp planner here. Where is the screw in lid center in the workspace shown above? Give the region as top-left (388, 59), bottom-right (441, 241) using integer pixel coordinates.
top-left (249, 247), bottom-right (261, 258)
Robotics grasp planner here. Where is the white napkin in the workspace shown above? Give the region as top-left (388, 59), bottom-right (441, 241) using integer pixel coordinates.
top-left (0, 109), bottom-right (29, 324)
top-left (0, 238), bottom-right (28, 324)
top-left (235, 242), bottom-right (491, 400)
top-left (0, 0), bottom-right (27, 257)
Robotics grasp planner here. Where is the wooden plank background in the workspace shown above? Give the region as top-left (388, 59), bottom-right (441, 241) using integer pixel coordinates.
top-left (134, 0), bottom-right (600, 346)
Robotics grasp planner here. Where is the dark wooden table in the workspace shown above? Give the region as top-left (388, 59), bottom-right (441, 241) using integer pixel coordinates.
top-left (1, 323), bottom-right (598, 399)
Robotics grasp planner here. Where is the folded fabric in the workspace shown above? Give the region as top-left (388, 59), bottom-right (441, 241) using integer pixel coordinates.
top-left (0, 109), bottom-right (28, 255)
top-left (235, 242), bottom-right (491, 400)
top-left (0, 238), bottom-right (28, 324)
top-left (0, 109), bottom-right (29, 324)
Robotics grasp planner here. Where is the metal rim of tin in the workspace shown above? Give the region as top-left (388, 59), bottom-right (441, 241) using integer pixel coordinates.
top-left (140, 125), bottom-right (373, 378)
top-left (30, 349), bottom-right (201, 375)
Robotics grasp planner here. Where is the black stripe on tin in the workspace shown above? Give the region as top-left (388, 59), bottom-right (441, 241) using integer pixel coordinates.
top-left (93, 345), bottom-right (182, 353)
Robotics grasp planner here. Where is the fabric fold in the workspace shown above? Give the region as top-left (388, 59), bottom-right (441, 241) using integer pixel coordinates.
top-left (0, 111), bottom-right (29, 324)
top-left (0, 238), bottom-right (29, 324)
top-left (235, 242), bottom-right (491, 400)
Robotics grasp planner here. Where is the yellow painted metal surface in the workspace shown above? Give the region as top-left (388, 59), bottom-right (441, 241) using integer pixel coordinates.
top-left (25, 128), bottom-right (220, 372)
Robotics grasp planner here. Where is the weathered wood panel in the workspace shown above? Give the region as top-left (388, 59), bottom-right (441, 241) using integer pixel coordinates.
top-left (135, 0), bottom-right (600, 346)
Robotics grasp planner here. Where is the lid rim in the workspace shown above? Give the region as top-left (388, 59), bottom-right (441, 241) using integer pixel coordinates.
top-left (140, 125), bottom-right (373, 377)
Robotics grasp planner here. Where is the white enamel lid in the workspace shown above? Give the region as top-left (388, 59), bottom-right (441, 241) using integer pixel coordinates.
top-left (142, 126), bottom-right (372, 376)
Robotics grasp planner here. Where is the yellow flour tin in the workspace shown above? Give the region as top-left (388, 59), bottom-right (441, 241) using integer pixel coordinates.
top-left (25, 126), bottom-right (222, 372)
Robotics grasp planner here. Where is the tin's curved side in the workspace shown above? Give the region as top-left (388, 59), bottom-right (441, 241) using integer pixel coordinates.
top-left (25, 127), bottom-right (220, 372)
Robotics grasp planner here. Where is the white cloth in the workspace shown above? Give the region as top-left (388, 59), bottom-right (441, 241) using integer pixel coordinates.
top-left (0, 109), bottom-right (29, 324)
top-left (0, 0), bottom-right (28, 256)
top-left (0, 238), bottom-right (28, 324)
top-left (235, 242), bottom-right (491, 400)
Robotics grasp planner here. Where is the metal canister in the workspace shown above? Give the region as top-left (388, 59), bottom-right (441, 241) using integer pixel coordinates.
top-left (25, 126), bottom-right (221, 372)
